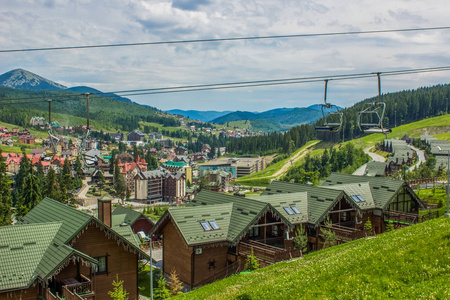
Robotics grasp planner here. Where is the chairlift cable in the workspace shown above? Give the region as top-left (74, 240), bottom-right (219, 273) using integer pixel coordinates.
top-left (2, 26), bottom-right (450, 53)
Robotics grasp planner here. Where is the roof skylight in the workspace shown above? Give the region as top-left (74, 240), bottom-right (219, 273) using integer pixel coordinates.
top-left (209, 221), bottom-right (220, 230)
top-left (284, 207), bottom-right (294, 215)
top-left (201, 221), bottom-right (212, 231)
top-left (291, 206), bottom-right (300, 214)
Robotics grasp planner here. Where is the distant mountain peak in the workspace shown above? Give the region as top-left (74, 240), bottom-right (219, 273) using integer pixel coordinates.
top-left (0, 68), bottom-right (67, 91)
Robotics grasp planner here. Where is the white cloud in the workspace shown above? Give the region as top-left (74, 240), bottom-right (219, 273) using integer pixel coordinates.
top-left (1, 0), bottom-right (450, 111)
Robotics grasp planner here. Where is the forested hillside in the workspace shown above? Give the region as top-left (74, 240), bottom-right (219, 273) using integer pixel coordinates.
top-left (316, 83), bottom-right (450, 142)
top-left (228, 83), bottom-right (450, 155)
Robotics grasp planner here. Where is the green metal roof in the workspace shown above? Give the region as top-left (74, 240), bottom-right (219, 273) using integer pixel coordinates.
top-left (190, 190), bottom-right (272, 245)
top-left (249, 192), bottom-right (308, 224)
top-left (163, 160), bottom-right (187, 168)
top-left (321, 173), bottom-right (409, 210)
top-left (169, 203), bottom-right (233, 246)
top-left (21, 197), bottom-right (148, 259)
top-left (323, 182), bottom-right (376, 210)
top-left (98, 195), bottom-right (112, 202)
top-left (0, 223), bottom-right (97, 292)
top-left (112, 206), bottom-right (145, 226)
top-left (22, 197), bottom-right (92, 244)
top-left (365, 161), bottom-right (387, 177)
top-left (151, 190), bottom-right (297, 246)
top-left (262, 181), bottom-right (347, 225)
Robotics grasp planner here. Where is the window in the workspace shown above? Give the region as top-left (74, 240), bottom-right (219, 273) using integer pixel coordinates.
top-left (209, 221), bottom-right (220, 230)
top-left (249, 227), bottom-right (259, 238)
top-left (291, 206), bottom-right (300, 214)
top-left (284, 207), bottom-right (294, 215)
top-left (355, 195), bottom-right (364, 202)
top-left (272, 225), bottom-right (279, 237)
top-left (351, 195), bottom-right (360, 203)
top-left (94, 256), bottom-right (108, 274)
top-left (201, 221), bottom-right (212, 231)
top-left (208, 259), bottom-right (216, 270)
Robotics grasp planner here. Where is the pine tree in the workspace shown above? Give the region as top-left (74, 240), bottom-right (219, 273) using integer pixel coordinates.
top-left (13, 152), bottom-right (30, 206)
top-left (0, 150), bottom-right (12, 225)
top-left (154, 275), bottom-right (170, 299)
top-left (35, 160), bottom-right (45, 191)
top-left (98, 168), bottom-right (105, 195)
top-left (364, 219), bottom-right (374, 236)
top-left (168, 269), bottom-right (183, 296)
top-left (108, 274), bottom-right (129, 300)
top-left (246, 247), bottom-right (260, 271)
top-left (293, 224), bottom-right (308, 258)
top-left (18, 169), bottom-right (41, 217)
top-left (44, 167), bottom-right (58, 199)
top-left (321, 217), bottom-right (337, 249)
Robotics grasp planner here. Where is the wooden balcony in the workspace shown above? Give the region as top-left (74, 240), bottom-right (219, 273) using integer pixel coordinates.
top-left (320, 224), bottom-right (365, 242)
top-left (238, 240), bottom-right (289, 263)
top-left (59, 274), bottom-right (94, 299)
top-left (384, 210), bottom-right (439, 225)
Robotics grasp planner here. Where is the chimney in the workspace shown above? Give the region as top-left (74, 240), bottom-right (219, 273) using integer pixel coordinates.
top-left (98, 196), bottom-right (112, 227)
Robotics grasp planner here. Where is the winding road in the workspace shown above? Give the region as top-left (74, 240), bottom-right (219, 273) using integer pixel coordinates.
top-left (352, 146), bottom-right (385, 176)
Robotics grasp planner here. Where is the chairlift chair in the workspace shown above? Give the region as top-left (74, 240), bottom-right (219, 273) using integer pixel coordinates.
top-left (357, 102), bottom-right (392, 134)
top-left (315, 80), bottom-right (343, 132)
top-left (357, 73), bottom-right (392, 135)
top-left (77, 93), bottom-right (98, 169)
top-left (48, 130), bottom-right (60, 155)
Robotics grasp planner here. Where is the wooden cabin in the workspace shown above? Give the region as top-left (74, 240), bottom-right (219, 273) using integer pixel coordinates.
top-left (150, 173), bottom-right (427, 289)
top-left (0, 197), bottom-right (149, 300)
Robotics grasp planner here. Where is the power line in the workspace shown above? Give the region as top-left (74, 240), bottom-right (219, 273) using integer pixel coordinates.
top-left (1, 65), bottom-right (450, 103)
top-left (1, 26), bottom-right (450, 53)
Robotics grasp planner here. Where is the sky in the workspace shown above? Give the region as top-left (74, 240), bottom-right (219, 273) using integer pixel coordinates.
top-left (1, 0), bottom-right (450, 112)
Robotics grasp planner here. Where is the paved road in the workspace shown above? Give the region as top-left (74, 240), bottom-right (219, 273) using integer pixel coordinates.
top-left (273, 141), bottom-right (320, 179)
top-left (353, 146), bottom-right (386, 176)
top-left (409, 145), bottom-right (426, 172)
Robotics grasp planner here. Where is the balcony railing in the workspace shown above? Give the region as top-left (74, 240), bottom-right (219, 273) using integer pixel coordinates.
top-left (59, 274), bottom-right (94, 298)
top-left (384, 210), bottom-right (439, 225)
top-left (320, 224), bottom-right (365, 242)
top-left (238, 240), bottom-right (289, 263)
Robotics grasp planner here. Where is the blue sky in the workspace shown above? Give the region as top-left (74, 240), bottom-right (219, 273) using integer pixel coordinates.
top-left (1, 0), bottom-right (450, 111)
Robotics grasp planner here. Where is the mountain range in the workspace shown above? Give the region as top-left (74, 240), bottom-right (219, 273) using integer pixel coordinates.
top-left (0, 69), bottom-right (134, 104)
top-left (0, 68), bottom-right (332, 132)
top-left (166, 109), bottom-right (233, 122)
top-left (169, 105), bottom-right (342, 132)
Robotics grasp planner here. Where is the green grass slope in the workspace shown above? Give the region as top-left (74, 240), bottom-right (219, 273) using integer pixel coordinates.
top-left (351, 114), bottom-right (450, 148)
top-left (179, 217), bottom-right (450, 299)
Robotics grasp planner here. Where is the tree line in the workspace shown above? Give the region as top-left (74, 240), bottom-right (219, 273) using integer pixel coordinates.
top-left (281, 143), bottom-right (370, 184)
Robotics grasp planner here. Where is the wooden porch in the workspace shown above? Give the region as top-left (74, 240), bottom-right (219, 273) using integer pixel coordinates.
top-left (238, 240), bottom-right (291, 263)
top-left (319, 224), bottom-right (365, 242)
top-left (45, 274), bottom-right (94, 300)
top-left (384, 210), bottom-right (439, 226)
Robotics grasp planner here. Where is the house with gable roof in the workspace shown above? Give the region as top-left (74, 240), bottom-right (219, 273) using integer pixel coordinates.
top-left (0, 196), bottom-right (149, 300)
top-left (151, 174), bottom-right (427, 288)
top-left (321, 173), bottom-right (426, 232)
top-left (112, 205), bottom-right (155, 236)
top-left (151, 186), bottom-right (360, 288)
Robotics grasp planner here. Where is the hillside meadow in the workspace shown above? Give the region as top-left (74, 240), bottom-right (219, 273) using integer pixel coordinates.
top-left (178, 217), bottom-right (450, 299)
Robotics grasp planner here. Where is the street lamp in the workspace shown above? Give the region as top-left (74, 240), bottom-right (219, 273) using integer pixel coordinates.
top-left (149, 236), bottom-right (153, 300)
top-left (437, 146), bottom-right (450, 218)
